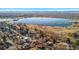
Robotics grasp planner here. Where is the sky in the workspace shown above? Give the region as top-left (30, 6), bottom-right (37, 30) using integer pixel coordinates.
top-left (0, 8), bottom-right (79, 11)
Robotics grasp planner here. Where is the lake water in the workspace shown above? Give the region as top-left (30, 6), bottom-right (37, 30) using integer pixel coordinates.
top-left (15, 17), bottom-right (72, 26)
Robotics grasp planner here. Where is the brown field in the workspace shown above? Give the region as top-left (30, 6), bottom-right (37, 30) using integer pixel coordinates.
top-left (13, 24), bottom-right (79, 50)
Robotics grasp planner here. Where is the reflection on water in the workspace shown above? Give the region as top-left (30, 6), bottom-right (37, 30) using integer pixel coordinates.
top-left (15, 17), bottom-right (72, 26)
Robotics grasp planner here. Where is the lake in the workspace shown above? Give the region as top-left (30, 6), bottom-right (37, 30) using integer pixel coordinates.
top-left (15, 17), bottom-right (72, 26)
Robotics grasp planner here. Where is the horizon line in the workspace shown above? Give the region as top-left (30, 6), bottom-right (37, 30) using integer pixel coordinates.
top-left (0, 8), bottom-right (79, 11)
